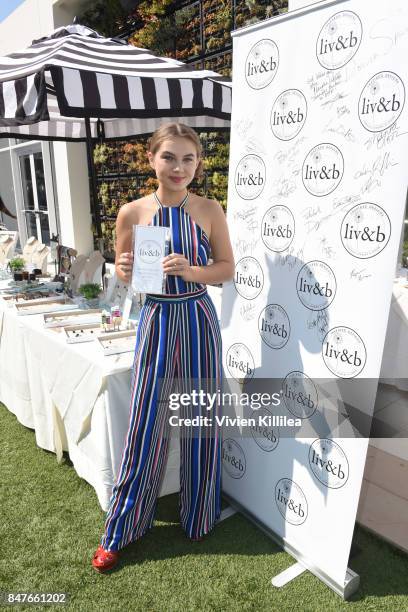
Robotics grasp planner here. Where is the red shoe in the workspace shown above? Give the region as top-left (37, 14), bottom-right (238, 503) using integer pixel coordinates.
top-left (92, 545), bottom-right (119, 573)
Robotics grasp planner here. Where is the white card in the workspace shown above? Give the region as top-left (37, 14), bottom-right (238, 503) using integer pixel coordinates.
top-left (132, 225), bottom-right (169, 294)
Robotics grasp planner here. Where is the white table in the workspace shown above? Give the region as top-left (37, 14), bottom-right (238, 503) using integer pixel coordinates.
top-left (0, 282), bottom-right (179, 510)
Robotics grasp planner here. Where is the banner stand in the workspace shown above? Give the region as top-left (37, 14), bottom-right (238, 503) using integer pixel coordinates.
top-left (222, 494), bottom-right (360, 600)
top-left (220, 0), bottom-right (408, 599)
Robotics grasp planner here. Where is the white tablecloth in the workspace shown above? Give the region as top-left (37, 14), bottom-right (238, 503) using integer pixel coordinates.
top-left (0, 283), bottom-right (179, 510)
top-left (380, 279), bottom-right (408, 391)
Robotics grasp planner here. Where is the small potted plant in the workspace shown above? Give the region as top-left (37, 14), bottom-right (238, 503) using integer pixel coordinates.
top-left (78, 282), bottom-right (102, 308)
top-left (8, 256), bottom-right (26, 281)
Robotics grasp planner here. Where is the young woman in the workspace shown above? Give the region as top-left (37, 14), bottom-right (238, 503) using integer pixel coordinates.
top-left (92, 122), bottom-right (234, 572)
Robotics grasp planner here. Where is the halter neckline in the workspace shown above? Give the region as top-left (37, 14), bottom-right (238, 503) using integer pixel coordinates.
top-left (153, 191), bottom-right (189, 210)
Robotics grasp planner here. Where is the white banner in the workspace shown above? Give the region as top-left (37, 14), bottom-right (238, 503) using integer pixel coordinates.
top-left (221, 0), bottom-right (408, 595)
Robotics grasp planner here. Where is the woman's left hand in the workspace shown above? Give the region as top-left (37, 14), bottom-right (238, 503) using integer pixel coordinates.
top-left (163, 252), bottom-right (193, 281)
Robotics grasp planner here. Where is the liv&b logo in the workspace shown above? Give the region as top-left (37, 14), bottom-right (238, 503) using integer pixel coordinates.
top-left (275, 478), bottom-right (308, 526)
top-left (322, 326), bottom-right (367, 378)
top-left (258, 304), bottom-right (290, 349)
top-left (316, 11), bottom-right (362, 70)
top-left (282, 371), bottom-right (318, 419)
top-left (261, 205), bottom-right (295, 252)
top-left (270, 89), bottom-right (307, 141)
top-left (302, 143), bottom-right (344, 197)
top-left (309, 439), bottom-right (349, 489)
top-left (235, 154), bottom-right (266, 200)
top-left (226, 343), bottom-right (255, 382)
top-left (234, 257), bottom-right (264, 300)
top-left (296, 260), bottom-right (336, 311)
top-left (359, 71), bottom-right (405, 132)
top-left (222, 439), bottom-right (246, 479)
top-left (245, 39), bottom-right (279, 89)
top-left (341, 203), bottom-right (391, 259)
top-left (250, 407), bottom-right (279, 452)
top-left (138, 240), bottom-right (162, 264)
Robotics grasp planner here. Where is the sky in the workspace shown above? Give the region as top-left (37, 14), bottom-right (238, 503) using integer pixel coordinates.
top-left (0, 0), bottom-right (25, 23)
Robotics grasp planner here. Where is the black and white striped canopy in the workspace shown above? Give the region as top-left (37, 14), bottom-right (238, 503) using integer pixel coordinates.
top-left (0, 24), bottom-right (231, 141)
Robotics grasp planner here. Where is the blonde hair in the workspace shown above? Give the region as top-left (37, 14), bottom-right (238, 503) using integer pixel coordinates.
top-left (147, 122), bottom-right (204, 180)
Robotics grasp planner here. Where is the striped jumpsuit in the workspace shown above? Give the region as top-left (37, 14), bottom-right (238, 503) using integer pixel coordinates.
top-left (101, 194), bottom-right (222, 551)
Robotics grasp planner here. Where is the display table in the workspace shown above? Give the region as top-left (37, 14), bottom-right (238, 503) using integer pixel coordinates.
top-left (0, 282), bottom-right (179, 510)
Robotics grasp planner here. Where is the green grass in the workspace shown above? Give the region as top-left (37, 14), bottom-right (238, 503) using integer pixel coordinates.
top-left (1, 402), bottom-right (408, 612)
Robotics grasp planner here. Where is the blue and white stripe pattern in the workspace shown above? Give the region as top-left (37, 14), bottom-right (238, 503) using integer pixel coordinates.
top-left (152, 192), bottom-right (211, 295)
top-left (101, 199), bottom-right (222, 551)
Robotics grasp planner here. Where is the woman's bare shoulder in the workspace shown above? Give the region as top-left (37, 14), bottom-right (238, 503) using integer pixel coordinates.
top-left (190, 194), bottom-right (223, 215)
top-left (118, 195), bottom-right (154, 222)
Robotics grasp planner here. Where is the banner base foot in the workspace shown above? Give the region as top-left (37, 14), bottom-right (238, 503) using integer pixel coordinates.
top-left (343, 568), bottom-right (360, 600)
top-left (271, 563), bottom-right (359, 599)
top-left (222, 493), bottom-right (360, 599)
top-left (218, 506), bottom-right (237, 522)
top-left (271, 562), bottom-right (306, 587)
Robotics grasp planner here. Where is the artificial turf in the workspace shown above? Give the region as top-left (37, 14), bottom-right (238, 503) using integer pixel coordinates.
top-left (1, 402), bottom-right (408, 612)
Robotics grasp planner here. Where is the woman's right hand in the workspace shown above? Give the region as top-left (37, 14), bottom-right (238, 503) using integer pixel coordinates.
top-left (116, 251), bottom-right (134, 283)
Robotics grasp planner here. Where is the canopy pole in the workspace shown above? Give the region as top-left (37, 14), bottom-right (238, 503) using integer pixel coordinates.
top-left (84, 117), bottom-right (103, 253)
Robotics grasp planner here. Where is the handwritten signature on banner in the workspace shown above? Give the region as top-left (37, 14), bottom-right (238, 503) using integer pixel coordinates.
top-left (321, 91), bottom-right (349, 110)
top-left (244, 139), bottom-right (267, 156)
top-left (354, 150), bottom-right (399, 194)
top-left (246, 219), bottom-right (259, 233)
top-left (368, 19), bottom-right (408, 55)
top-left (275, 247), bottom-right (305, 271)
top-left (301, 206), bottom-right (332, 235)
top-left (364, 123), bottom-right (399, 151)
top-left (232, 208), bottom-right (259, 234)
top-left (307, 309), bottom-right (329, 343)
top-left (233, 206), bottom-right (257, 222)
top-left (300, 193), bottom-right (360, 233)
top-left (233, 118), bottom-right (266, 155)
top-left (239, 302), bottom-right (257, 322)
top-left (233, 237), bottom-right (259, 257)
top-left (307, 69), bottom-right (346, 104)
top-left (274, 137), bottom-right (307, 166)
top-left (337, 105), bottom-right (351, 119)
top-left (270, 176), bottom-right (297, 199)
top-left (324, 120), bottom-right (355, 143)
top-left (319, 237), bottom-right (337, 260)
top-left (233, 118), bottom-right (253, 140)
top-left (350, 268), bottom-right (372, 282)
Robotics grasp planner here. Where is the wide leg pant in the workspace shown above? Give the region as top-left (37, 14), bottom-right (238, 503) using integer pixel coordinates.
top-left (101, 288), bottom-right (222, 552)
